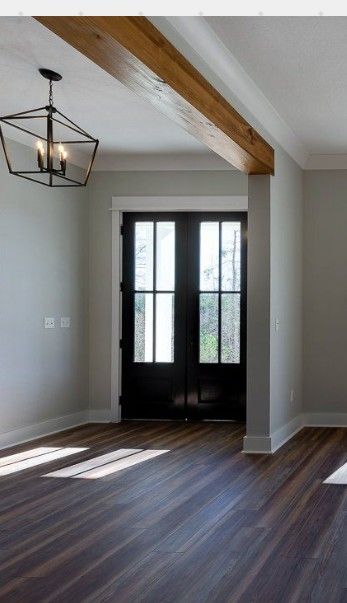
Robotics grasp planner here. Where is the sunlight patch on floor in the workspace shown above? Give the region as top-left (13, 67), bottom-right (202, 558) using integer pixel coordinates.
top-left (0, 447), bottom-right (88, 476)
top-left (324, 461), bottom-right (347, 485)
top-left (44, 448), bottom-right (170, 479)
top-left (0, 446), bottom-right (60, 467)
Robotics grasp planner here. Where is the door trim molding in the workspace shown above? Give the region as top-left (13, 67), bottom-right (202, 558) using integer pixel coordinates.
top-left (111, 196), bottom-right (248, 212)
top-left (111, 195), bottom-right (248, 421)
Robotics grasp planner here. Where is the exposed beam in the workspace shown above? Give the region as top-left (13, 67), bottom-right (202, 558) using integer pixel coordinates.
top-left (34, 16), bottom-right (274, 175)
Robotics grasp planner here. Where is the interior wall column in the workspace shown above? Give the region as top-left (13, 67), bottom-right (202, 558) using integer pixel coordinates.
top-left (243, 175), bottom-right (271, 453)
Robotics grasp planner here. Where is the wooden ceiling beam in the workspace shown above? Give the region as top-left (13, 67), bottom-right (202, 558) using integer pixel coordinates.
top-left (34, 16), bottom-right (274, 175)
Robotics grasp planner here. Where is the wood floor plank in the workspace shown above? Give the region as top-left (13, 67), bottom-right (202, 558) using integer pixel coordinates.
top-left (0, 422), bottom-right (345, 602)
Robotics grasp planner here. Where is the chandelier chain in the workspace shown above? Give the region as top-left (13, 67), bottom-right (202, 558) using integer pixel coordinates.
top-left (49, 80), bottom-right (53, 106)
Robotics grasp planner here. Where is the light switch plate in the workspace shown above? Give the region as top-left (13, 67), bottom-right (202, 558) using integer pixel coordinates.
top-left (61, 317), bottom-right (71, 328)
top-left (44, 317), bottom-right (55, 329)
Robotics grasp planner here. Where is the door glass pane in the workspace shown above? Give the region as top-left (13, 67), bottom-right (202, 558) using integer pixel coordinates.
top-left (155, 294), bottom-right (174, 362)
top-left (156, 222), bottom-right (175, 291)
top-left (221, 293), bottom-right (240, 363)
top-left (222, 222), bottom-right (241, 291)
top-left (134, 293), bottom-right (153, 362)
top-left (200, 293), bottom-right (219, 363)
top-left (200, 222), bottom-right (219, 291)
top-left (135, 222), bottom-right (153, 290)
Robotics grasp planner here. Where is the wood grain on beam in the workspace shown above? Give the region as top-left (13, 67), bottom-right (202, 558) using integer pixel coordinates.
top-left (35, 16), bottom-right (274, 175)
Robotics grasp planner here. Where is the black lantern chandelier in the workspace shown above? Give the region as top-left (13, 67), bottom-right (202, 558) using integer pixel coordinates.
top-left (0, 68), bottom-right (99, 187)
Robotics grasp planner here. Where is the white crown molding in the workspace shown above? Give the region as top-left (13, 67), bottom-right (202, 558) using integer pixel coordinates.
top-left (305, 155), bottom-right (347, 170)
top-left (111, 195), bottom-right (247, 212)
top-left (94, 152), bottom-right (234, 172)
top-left (150, 16), bottom-right (308, 170)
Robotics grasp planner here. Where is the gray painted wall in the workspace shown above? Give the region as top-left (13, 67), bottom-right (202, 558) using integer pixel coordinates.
top-left (247, 175), bottom-right (271, 438)
top-left (88, 170), bottom-right (248, 413)
top-left (304, 170), bottom-right (347, 415)
top-left (270, 146), bottom-right (304, 433)
top-left (246, 146), bottom-right (304, 447)
top-left (0, 142), bottom-right (89, 434)
top-left (0, 140), bottom-right (306, 444)
top-left (88, 161), bottom-right (305, 444)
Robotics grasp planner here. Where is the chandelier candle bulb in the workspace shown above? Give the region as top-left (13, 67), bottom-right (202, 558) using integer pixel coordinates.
top-left (36, 140), bottom-right (44, 170)
top-left (58, 144), bottom-right (67, 173)
top-left (58, 143), bottom-right (64, 161)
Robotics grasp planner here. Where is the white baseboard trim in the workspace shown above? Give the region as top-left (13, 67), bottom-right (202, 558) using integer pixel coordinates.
top-left (270, 414), bottom-right (305, 453)
top-left (0, 410), bottom-right (89, 451)
top-left (243, 412), bottom-right (347, 454)
top-left (2, 409), bottom-right (346, 455)
top-left (0, 408), bottom-right (121, 451)
top-left (242, 435), bottom-right (272, 454)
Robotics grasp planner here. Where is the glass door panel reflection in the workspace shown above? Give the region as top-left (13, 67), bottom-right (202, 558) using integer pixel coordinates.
top-left (200, 222), bottom-right (219, 291)
top-left (221, 222), bottom-right (241, 291)
top-left (199, 293), bottom-right (219, 363)
top-left (134, 293), bottom-right (153, 362)
top-left (135, 222), bottom-right (153, 290)
top-left (155, 293), bottom-right (174, 362)
top-left (133, 220), bottom-right (175, 364)
top-left (199, 221), bottom-right (241, 365)
top-left (156, 222), bottom-right (175, 291)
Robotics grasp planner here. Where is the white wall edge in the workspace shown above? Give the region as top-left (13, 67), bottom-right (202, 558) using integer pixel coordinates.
top-left (0, 411), bottom-right (89, 452)
top-left (111, 209), bottom-right (122, 422)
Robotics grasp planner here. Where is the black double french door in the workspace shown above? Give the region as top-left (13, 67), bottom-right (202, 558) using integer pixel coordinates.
top-left (121, 211), bottom-right (247, 422)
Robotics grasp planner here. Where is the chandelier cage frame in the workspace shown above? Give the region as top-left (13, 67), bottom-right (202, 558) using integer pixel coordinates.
top-left (0, 68), bottom-right (99, 187)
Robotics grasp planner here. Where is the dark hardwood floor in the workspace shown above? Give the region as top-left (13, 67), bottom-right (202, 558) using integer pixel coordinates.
top-left (0, 421), bottom-right (345, 602)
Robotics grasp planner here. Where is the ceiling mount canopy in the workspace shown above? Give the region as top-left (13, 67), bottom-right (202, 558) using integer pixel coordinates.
top-left (39, 67), bottom-right (62, 82)
top-left (0, 68), bottom-right (99, 187)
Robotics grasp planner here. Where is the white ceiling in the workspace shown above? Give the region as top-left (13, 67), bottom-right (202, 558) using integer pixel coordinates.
top-left (3, 16), bottom-right (347, 171)
top-left (0, 17), bottom-right (229, 170)
top-left (206, 16), bottom-right (347, 156)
